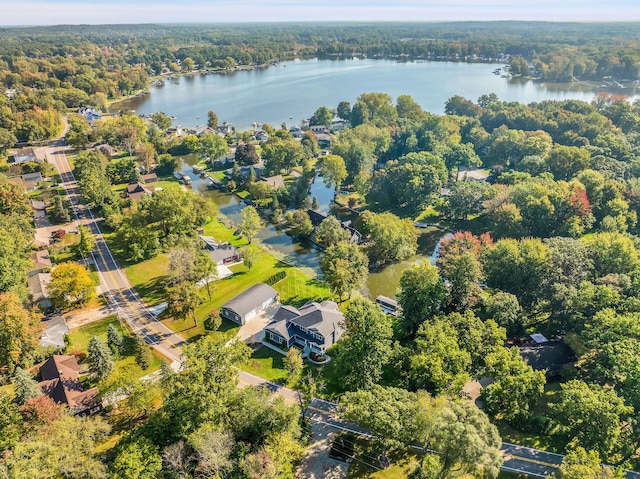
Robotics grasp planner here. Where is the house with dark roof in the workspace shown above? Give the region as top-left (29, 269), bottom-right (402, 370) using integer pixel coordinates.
top-left (200, 235), bottom-right (242, 265)
top-left (221, 283), bottom-right (279, 325)
top-left (38, 355), bottom-right (101, 416)
top-left (264, 300), bottom-right (344, 356)
top-left (520, 341), bottom-right (575, 378)
top-left (124, 182), bottom-right (153, 202)
top-left (306, 209), bottom-right (362, 244)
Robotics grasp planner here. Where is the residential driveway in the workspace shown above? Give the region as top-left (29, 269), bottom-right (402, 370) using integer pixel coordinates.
top-left (295, 418), bottom-right (349, 479)
top-left (64, 305), bottom-right (114, 329)
top-left (233, 304), bottom-right (280, 344)
top-left (40, 314), bottom-right (68, 348)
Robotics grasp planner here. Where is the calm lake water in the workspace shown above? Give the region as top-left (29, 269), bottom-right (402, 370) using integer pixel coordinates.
top-left (147, 58), bottom-right (639, 298)
top-left (113, 58), bottom-right (638, 131)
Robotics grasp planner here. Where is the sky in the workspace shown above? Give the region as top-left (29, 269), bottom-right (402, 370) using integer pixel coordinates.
top-left (1, 0), bottom-right (639, 26)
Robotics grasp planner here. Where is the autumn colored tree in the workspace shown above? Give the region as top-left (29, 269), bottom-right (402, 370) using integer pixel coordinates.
top-left (0, 292), bottom-right (43, 373)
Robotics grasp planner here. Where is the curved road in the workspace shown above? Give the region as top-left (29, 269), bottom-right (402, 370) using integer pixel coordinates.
top-left (45, 142), bottom-right (640, 479)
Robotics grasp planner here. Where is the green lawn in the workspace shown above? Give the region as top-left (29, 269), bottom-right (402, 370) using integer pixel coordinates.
top-left (66, 316), bottom-right (163, 386)
top-left (162, 243), bottom-right (330, 340)
top-left (240, 346), bottom-right (289, 384)
top-left (123, 253), bottom-right (169, 306)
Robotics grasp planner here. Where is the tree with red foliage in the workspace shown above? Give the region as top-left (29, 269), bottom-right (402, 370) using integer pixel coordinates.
top-left (567, 186), bottom-right (592, 217)
top-left (20, 395), bottom-right (65, 430)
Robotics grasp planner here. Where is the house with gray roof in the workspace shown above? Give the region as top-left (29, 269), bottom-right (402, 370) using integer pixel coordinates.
top-left (221, 283), bottom-right (279, 325)
top-left (13, 148), bottom-right (39, 164)
top-left (264, 300), bottom-right (344, 356)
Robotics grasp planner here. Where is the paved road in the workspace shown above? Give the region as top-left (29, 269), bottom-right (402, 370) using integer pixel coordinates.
top-left (46, 143), bottom-right (184, 365)
top-left (46, 141), bottom-right (640, 479)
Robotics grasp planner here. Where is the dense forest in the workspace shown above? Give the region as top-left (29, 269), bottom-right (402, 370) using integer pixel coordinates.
top-left (1, 22), bottom-right (640, 146)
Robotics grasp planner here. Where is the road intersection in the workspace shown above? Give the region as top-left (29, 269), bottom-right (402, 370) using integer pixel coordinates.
top-left (46, 142), bottom-right (640, 478)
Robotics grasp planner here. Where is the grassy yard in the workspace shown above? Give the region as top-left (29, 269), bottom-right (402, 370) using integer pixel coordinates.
top-left (240, 346), bottom-right (289, 384)
top-left (162, 242), bottom-right (330, 341)
top-left (65, 316), bottom-right (163, 386)
top-left (123, 253), bottom-right (170, 306)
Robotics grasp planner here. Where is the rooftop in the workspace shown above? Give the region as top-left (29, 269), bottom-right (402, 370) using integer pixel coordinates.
top-left (221, 283), bottom-right (278, 317)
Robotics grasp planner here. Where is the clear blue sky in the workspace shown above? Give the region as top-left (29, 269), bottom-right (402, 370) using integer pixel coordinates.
top-left (1, 0), bottom-right (639, 26)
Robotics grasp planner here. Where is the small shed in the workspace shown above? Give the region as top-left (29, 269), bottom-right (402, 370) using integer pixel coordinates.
top-left (221, 283), bottom-right (279, 325)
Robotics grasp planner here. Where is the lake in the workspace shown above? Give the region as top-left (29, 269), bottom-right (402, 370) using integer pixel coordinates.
top-left (113, 58), bottom-right (638, 131)
top-left (137, 57), bottom-right (639, 299)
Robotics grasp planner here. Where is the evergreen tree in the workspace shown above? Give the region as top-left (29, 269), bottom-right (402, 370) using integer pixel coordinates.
top-left (133, 335), bottom-right (152, 370)
top-left (107, 323), bottom-right (124, 355)
top-left (311, 196), bottom-right (319, 210)
top-left (87, 336), bottom-right (114, 380)
top-left (13, 367), bottom-right (41, 405)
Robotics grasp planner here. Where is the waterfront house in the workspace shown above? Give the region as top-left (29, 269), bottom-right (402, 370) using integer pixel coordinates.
top-left (13, 148), bottom-right (38, 164)
top-left (216, 122), bottom-right (234, 135)
top-left (141, 172), bottom-right (159, 184)
top-left (124, 182), bottom-right (153, 202)
top-left (264, 300), bottom-right (344, 356)
top-left (78, 107), bottom-right (102, 126)
top-left (255, 131), bottom-right (269, 142)
top-left (221, 283), bottom-right (279, 325)
top-left (261, 174), bottom-right (286, 189)
top-left (200, 235), bottom-right (242, 265)
top-left (38, 355), bottom-right (101, 416)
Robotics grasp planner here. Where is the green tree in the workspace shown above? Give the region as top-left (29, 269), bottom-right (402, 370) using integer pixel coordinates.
top-left (358, 211), bottom-right (417, 265)
top-left (198, 132), bottom-right (229, 161)
top-left (0, 292), bottom-right (43, 373)
top-left (285, 209), bottom-right (313, 238)
top-left (162, 336), bottom-right (251, 439)
top-left (133, 335), bottom-right (152, 370)
top-left (311, 106), bottom-right (333, 126)
top-left (315, 216), bottom-right (349, 247)
top-left (107, 323), bottom-right (123, 355)
top-left (319, 154), bottom-right (347, 192)
top-left (150, 112), bottom-right (172, 131)
top-left (243, 246), bottom-right (258, 271)
top-left (12, 366), bottom-right (41, 405)
top-left (320, 242), bottom-right (369, 302)
top-left (4, 415), bottom-right (110, 479)
top-left (397, 262), bottom-right (446, 339)
top-left (77, 224), bottom-right (95, 257)
top-left (240, 206), bottom-right (263, 244)
top-left (110, 436), bottom-right (163, 479)
top-left (552, 447), bottom-right (623, 479)
top-left (483, 291), bottom-right (523, 338)
top-left (0, 392), bottom-right (22, 452)
top-left (51, 195), bottom-right (70, 224)
top-left (283, 347), bottom-right (303, 380)
top-left (551, 380), bottom-right (632, 458)
top-left (409, 318), bottom-right (471, 395)
top-left (333, 297), bottom-right (393, 391)
top-left (87, 336), bottom-right (114, 381)
top-left (166, 281), bottom-right (202, 326)
top-left (545, 145), bottom-right (591, 181)
top-left (337, 101), bottom-right (351, 121)
top-left (48, 261), bottom-right (95, 308)
top-left (482, 347), bottom-right (546, 422)
top-left (207, 110), bottom-right (219, 129)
